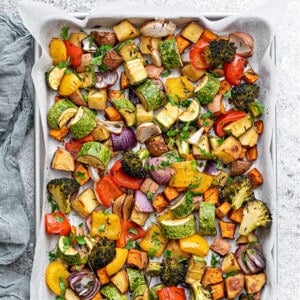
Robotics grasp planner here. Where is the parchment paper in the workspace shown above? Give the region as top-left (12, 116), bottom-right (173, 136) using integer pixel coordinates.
top-left (18, 0), bottom-right (286, 298)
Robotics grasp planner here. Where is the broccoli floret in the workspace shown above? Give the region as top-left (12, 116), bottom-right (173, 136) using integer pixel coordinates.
top-left (239, 200), bottom-right (272, 235)
top-left (205, 39), bottom-right (236, 68)
top-left (88, 237), bottom-right (116, 269)
top-left (220, 176), bottom-right (254, 210)
top-left (230, 83), bottom-right (259, 111)
top-left (190, 282), bottom-right (212, 300)
top-left (47, 178), bottom-right (79, 214)
top-left (160, 257), bottom-right (187, 286)
top-left (121, 152), bottom-right (148, 178)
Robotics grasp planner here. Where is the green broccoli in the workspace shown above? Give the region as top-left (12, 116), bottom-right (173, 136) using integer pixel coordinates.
top-left (121, 151), bottom-right (148, 178)
top-left (239, 200), bottom-right (272, 235)
top-left (220, 176), bottom-right (254, 210)
top-left (190, 282), bottom-right (212, 300)
top-left (160, 257), bottom-right (187, 286)
top-left (47, 178), bottom-right (79, 214)
top-left (204, 39), bottom-right (236, 68)
top-left (88, 237), bottom-right (116, 269)
top-left (230, 83), bottom-right (259, 111)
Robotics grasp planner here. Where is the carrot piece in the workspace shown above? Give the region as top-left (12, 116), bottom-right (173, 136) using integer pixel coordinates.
top-left (201, 29), bottom-right (217, 42)
top-left (127, 249), bottom-right (148, 269)
top-left (152, 193), bottom-right (169, 212)
top-left (104, 106), bottom-right (122, 121)
top-left (91, 293), bottom-right (102, 300)
top-left (215, 202), bottom-right (231, 219)
top-left (108, 89), bottom-right (125, 101)
top-left (185, 153), bottom-right (195, 161)
top-left (65, 140), bottom-right (83, 158)
top-left (76, 133), bottom-right (95, 143)
top-left (203, 187), bottom-right (219, 205)
top-left (96, 268), bottom-right (110, 285)
top-left (120, 71), bottom-right (130, 89)
top-left (219, 221), bottom-right (236, 240)
top-left (163, 186), bottom-right (179, 202)
top-left (218, 80), bottom-right (231, 95)
top-left (49, 126), bottom-right (69, 142)
top-left (176, 35), bottom-right (191, 54)
top-left (211, 282), bottom-right (225, 300)
top-left (239, 147), bottom-right (247, 159)
top-left (247, 168), bottom-right (264, 188)
top-left (242, 68), bottom-right (259, 84)
top-left (176, 187), bottom-right (187, 192)
top-left (228, 208), bottom-right (244, 224)
top-left (246, 146), bottom-right (258, 161)
top-left (197, 117), bottom-right (214, 133)
top-left (72, 163), bottom-right (90, 186)
top-left (254, 120), bottom-right (264, 134)
top-left (201, 267), bottom-right (223, 287)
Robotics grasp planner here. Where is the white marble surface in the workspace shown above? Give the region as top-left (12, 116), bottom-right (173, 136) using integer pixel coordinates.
top-left (2, 0), bottom-right (299, 299)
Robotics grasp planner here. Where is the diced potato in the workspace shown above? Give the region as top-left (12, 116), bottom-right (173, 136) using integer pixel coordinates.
top-left (219, 221), bottom-right (236, 240)
top-left (111, 270), bottom-right (129, 294)
top-left (113, 20), bottom-right (139, 41)
top-left (210, 237), bottom-right (231, 256)
top-left (239, 127), bottom-right (259, 147)
top-left (136, 104), bottom-right (153, 125)
top-left (246, 146), bottom-right (258, 161)
top-left (221, 253), bottom-right (240, 273)
top-left (88, 89), bottom-right (107, 110)
top-left (146, 135), bottom-right (168, 157)
top-left (181, 63), bottom-right (205, 82)
top-left (212, 136), bottom-right (243, 164)
top-left (127, 249), bottom-right (148, 269)
top-left (180, 22), bottom-right (204, 43)
top-left (139, 36), bottom-right (161, 54)
top-left (77, 72), bottom-right (94, 88)
top-left (92, 124), bottom-right (110, 141)
top-left (51, 148), bottom-right (75, 171)
top-left (243, 68), bottom-right (259, 84)
top-left (165, 76), bottom-right (194, 102)
top-left (72, 163), bottom-right (90, 185)
top-left (163, 186), bottom-right (179, 202)
top-left (130, 207), bottom-right (148, 226)
top-left (165, 240), bottom-right (190, 259)
top-left (69, 89), bottom-right (87, 106)
top-left (69, 32), bottom-right (88, 47)
top-left (201, 267), bottom-right (223, 287)
top-left (225, 273), bottom-right (244, 299)
top-left (140, 177), bottom-right (159, 194)
top-left (72, 188), bottom-right (98, 217)
top-left (176, 35), bottom-right (191, 54)
top-left (210, 282), bottom-right (225, 300)
top-left (244, 273), bottom-right (267, 294)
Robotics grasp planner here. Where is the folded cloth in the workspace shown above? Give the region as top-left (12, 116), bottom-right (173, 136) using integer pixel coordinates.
top-left (0, 13), bottom-right (33, 299)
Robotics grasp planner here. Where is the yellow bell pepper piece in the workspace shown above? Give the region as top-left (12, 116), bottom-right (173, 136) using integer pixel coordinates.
top-left (139, 224), bottom-right (168, 257)
top-left (106, 248), bottom-right (128, 276)
top-left (49, 38), bottom-right (67, 65)
top-left (179, 234), bottom-right (209, 257)
top-left (59, 73), bottom-right (82, 96)
top-left (45, 261), bottom-right (70, 295)
top-left (90, 211), bottom-right (121, 240)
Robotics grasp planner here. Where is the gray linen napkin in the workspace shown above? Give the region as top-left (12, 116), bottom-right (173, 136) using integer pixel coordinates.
top-left (0, 13), bottom-right (33, 300)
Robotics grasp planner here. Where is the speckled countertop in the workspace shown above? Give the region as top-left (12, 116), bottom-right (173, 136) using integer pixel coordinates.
top-left (2, 0), bottom-right (299, 299)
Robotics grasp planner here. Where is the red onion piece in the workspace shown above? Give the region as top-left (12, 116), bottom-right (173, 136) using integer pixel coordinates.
top-left (88, 166), bottom-right (100, 182)
top-left (135, 190), bottom-right (154, 213)
top-left (111, 127), bottom-right (137, 151)
top-left (235, 245), bottom-right (251, 275)
top-left (95, 71), bottom-right (118, 89)
top-left (147, 157), bottom-right (175, 184)
top-left (128, 88), bottom-right (140, 105)
top-left (204, 162), bottom-right (221, 176)
top-left (82, 37), bottom-right (97, 52)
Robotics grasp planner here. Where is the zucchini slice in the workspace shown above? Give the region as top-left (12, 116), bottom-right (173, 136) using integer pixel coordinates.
top-left (76, 142), bottom-right (110, 170)
top-left (69, 106), bottom-right (97, 139)
top-left (179, 99), bottom-right (200, 122)
top-left (56, 236), bottom-right (82, 266)
top-left (118, 39), bottom-right (143, 62)
top-left (124, 58), bottom-right (147, 85)
top-left (194, 73), bottom-right (220, 105)
top-left (160, 214), bottom-right (196, 239)
top-left (159, 37), bottom-right (183, 69)
top-left (47, 66), bottom-right (66, 90)
top-left (112, 98), bottom-right (136, 126)
top-left (47, 99), bottom-right (78, 129)
top-left (199, 202), bottom-right (217, 236)
top-left (170, 194), bottom-right (195, 218)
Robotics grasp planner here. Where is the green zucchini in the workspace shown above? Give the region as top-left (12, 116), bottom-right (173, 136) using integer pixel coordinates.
top-left (159, 37), bottom-right (183, 69)
top-left (100, 283), bottom-right (127, 300)
top-left (112, 98), bottom-right (136, 126)
top-left (199, 202), bottom-right (217, 236)
top-left (76, 142), bottom-right (110, 170)
top-left (47, 66), bottom-right (66, 90)
top-left (185, 255), bottom-right (206, 284)
top-left (118, 39), bottom-right (143, 62)
top-left (135, 79), bottom-right (165, 111)
top-left (170, 194), bottom-right (195, 218)
top-left (69, 106), bottom-right (97, 139)
top-left (178, 99), bottom-right (200, 122)
top-left (160, 214), bottom-right (196, 239)
top-left (124, 58), bottom-right (147, 85)
top-left (47, 99), bottom-right (78, 129)
top-left (194, 73), bottom-right (220, 104)
top-left (126, 268), bottom-right (146, 292)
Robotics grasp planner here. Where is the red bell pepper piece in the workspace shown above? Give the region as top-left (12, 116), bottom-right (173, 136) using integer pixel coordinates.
top-left (189, 39), bottom-right (209, 70)
top-left (110, 160), bottom-right (143, 190)
top-left (223, 54), bottom-right (247, 86)
top-left (214, 109), bottom-right (247, 137)
top-left (116, 220), bottom-right (146, 248)
top-left (64, 40), bottom-right (83, 67)
top-left (45, 212), bottom-right (71, 236)
top-left (157, 287), bottom-right (186, 300)
top-left (94, 175), bottom-right (123, 208)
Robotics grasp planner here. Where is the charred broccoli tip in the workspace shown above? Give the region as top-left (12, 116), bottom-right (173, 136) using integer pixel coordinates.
top-left (160, 257), bottom-right (187, 286)
top-left (230, 83), bottom-right (259, 111)
top-left (220, 176), bottom-right (254, 210)
top-left (121, 151), bottom-right (148, 178)
top-left (239, 200), bottom-right (272, 236)
top-left (88, 237), bottom-right (116, 269)
top-left (205, 39), bottom-right (236, 68)
top-left (191, 282), bottom-right (212, 300)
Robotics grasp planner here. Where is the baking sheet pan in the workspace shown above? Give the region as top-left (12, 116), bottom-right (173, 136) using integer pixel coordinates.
top-left (27, 5), bottom-right (278, 299)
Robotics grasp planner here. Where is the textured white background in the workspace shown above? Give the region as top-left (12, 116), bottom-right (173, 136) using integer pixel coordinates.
top-left (1, 0), bottom-right (299, 299)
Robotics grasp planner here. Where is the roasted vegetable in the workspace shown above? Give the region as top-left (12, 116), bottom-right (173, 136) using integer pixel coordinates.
top-left (47, 178), bottom-right (79, 214)
top-left (220, 176), bottom-right (254, 210)
top-left (88, 237), bottom-right (116, 269)
top-left (239, 200), bottom-right (272, 235)
top-left (121, 151), bottom-right (147, 178)
top-left (190, 281), bottom-right (212, 300)
top-left (160, 257), bottom-right (188, 286)
top-left (230, 83), bottom-right (259, 111)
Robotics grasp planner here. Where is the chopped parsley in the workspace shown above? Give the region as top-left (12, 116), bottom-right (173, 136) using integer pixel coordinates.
top-left (59, 277), bottom-right (66, 294)
top-left (125, 239), bottom-right (134, 249)
top-left (167, 94), bottom-right (177, 106)
top-left (47, 196), bottom-right (58, 213)
top-left (55, 216), bottom-right (64, 223)
top-left (216, 159), bottom-right (223, 170)
top-left (211, 253), bottom-right (220, 267)
top-left (146, 191), bottom-right (154, 201)
top-left (223, 90), bottom-right (232, 98)
top-left (224, 271), bottom-right (238, 278)
top-left (75, 236), bottom-right (86, 245)
top-left (128, 228), bottom-right (138, 235)
top-left (148, 246), bottom-right (160, 259)
top-left (98, 224), bottom-right (106, 232)
top-left (160, 70), bottom-right (172, 77)
top-left (60, 27), bottom-right (69, 40)
top-left (163, 249), bottom-right (172, 258)
top-left (75, 171), bottom-right (86, 179)
top-left (63, 237), bottom-right (71, 251)
top-left (57, 61), bottom-right (70, 69)
top-left (48, 250), bottom-right (57, 262)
